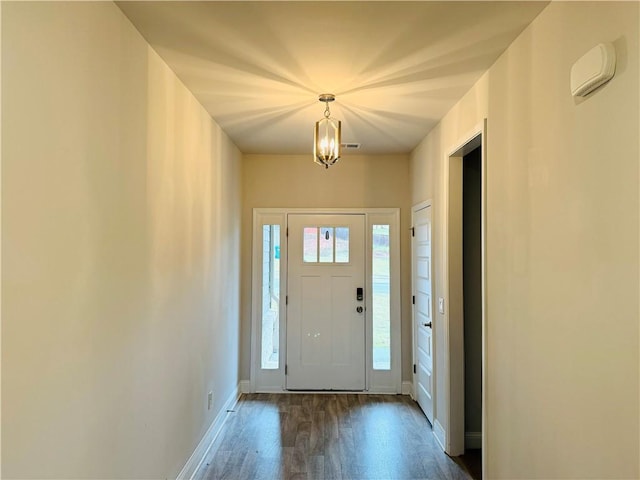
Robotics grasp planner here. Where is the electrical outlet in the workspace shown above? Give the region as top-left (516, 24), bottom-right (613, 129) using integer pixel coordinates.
top-left (208, 392), bottom-right (213, 410)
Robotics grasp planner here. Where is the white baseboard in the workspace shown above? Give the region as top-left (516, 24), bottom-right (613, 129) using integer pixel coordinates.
top-left (465, 431), bottom-right (482, 450)
top-left (401, 381), bottom-right (413, 397)
top-left (176, 385), bottom-right (241, 480)
top-left (433, 419), bottom-right (446, 452)
top-left (239, 380), bottom-right (251, 394)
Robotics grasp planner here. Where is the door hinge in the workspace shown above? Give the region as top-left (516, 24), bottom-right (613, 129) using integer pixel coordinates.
top-left (285, 364), bottom-right (288, 375)
top-left (412, 295), bottom-right (415, 305)
top-left (413, 364), bottom-right (416, 374)
top-left (286, 295), bottom-right (288, 305)
top-left (411, 227), bottom-right (415, 237)
top-left (286, 228), bottom-right (289, 237)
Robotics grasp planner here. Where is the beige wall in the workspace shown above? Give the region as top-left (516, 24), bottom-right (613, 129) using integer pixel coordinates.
top-left (240, 154), bottom-right (412, 382)
top-left (410, 2), bottom-right (639, 478)
top-left (2, 2), bottom-right (241, 478)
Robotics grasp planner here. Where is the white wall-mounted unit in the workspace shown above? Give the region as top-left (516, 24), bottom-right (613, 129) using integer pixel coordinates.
top-left (570, 43), bottom-right (616, 97)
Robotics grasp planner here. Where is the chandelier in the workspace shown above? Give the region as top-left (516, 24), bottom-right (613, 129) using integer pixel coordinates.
top-left (314, 94), bottom-right (341, 169)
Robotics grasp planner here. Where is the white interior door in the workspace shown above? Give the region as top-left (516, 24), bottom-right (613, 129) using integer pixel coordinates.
top-left (413, 205), bottom-right (434, 423)
top-left (286, 214), bottom-right (365, 390)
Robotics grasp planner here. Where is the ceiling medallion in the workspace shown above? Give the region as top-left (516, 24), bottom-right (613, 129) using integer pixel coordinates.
top-left (314, 94), bottom-right (341, 169)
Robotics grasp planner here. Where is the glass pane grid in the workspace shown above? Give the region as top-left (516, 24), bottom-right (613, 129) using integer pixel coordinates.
top-left (302, 226), bottom-right (350, 264)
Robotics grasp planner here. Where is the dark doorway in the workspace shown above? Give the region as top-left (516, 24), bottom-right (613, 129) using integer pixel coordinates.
top-left (462, 146), bottom-right (482, 479)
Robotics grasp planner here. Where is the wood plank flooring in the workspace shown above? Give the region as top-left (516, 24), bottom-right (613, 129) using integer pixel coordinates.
top-left (194, 394), bottom-right (474, 480)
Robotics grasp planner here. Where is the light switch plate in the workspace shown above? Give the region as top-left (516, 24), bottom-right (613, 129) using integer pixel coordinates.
top-left (438, 297), bottom-right (445, 314)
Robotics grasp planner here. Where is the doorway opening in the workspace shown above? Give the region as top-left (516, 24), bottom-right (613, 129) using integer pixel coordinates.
top-left (444, 121), bottom-right (486, 480)
top-left (460, 146), bottom-right (482, 479)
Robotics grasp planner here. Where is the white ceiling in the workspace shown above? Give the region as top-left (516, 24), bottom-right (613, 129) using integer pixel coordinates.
top-left (117, 1), bottom-right (548, 155)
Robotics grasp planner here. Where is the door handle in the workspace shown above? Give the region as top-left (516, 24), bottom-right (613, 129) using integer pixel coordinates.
top-left (422, 322), bottom-right (432, 328)
top-left (356, 306), bottom-right (364, 313)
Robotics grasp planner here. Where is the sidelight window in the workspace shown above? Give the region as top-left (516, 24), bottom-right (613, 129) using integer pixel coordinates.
top-left (261, 225), bottom-right (280, 369)
top-left (372, 224), bottom-right (391, 370)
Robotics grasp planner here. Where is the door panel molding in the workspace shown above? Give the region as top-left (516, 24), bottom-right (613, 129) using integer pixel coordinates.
top-left (412, 202), bottom-right (435, 425)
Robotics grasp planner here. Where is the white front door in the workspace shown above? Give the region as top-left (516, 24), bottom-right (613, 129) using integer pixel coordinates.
top-left (413, 205), bottom-right (434, 424)
top-left (286, 214), bottom-right (365, 390)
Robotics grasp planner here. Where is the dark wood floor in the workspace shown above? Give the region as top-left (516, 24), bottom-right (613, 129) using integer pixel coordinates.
top-left (194, 393), bottom-right (475, 480)
top-left (455, 450), bottom-right (481, 480)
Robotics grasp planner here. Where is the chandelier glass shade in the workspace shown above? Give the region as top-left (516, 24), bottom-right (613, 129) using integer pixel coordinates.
top-left (314, 94), bottom-right (341, 169)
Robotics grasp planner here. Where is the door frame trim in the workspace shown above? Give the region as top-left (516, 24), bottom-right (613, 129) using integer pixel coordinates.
top-left (250, 208), bottom-right (401, 394)
top-left (442, 120), bottom-right (487, 468)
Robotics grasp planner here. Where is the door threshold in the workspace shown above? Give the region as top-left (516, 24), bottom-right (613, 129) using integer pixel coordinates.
top-left (285, 389), bottom-right (365, 393)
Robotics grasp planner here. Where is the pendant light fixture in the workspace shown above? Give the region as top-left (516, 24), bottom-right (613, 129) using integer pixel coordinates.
top-left (314, 93), bottom-right (341, 169)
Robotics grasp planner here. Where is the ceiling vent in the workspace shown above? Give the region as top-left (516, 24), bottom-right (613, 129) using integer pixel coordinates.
top-left (341, 143), bottom-right (361, 150)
